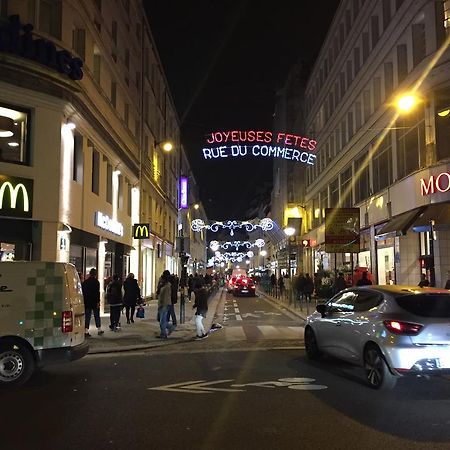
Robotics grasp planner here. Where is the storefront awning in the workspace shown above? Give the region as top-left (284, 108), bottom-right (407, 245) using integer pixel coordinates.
top-left (413, 203), bottom-right (450, 232)
top-left (375, 208), bottom-right (424, 239)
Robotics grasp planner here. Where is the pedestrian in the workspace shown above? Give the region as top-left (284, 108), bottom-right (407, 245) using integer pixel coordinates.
top-left (295, 273), bottom-right (306, 302)
top-left (278, 275), bottom-right (284, 296)
top-left (157, 270), bottom-right (173, 339)
top-left (418, 273), bottom-right (430, 287)
top-left (333, 272), bottom-right (347, 294)
top-left (167, 273), bottom-right (179, 329)
top-left (188, 274), bottom-right (194, 300)
top-left (193, 281), bottom-right (208, 340)
top-left (357, 271), bottom-right (373, 286)
top-left (270, 273), bottom-right (277, 294)
top-left (82, 268), bottom-right (104, 337)
top-left (123, 273), bottom-right (141, 324)
top-left (445, 272), bottom-right (450, 290)
top-left (303, 273), bottom-right (314, 302)
top-left (106, 274), bottom-right (123, 331)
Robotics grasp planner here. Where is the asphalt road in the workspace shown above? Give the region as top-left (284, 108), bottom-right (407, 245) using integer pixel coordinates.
top-left (3, 292), bottom-right (450, 450)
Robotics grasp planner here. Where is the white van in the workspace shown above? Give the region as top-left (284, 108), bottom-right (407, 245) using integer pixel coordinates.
top-left (0, 261), bottom-right (88, 386)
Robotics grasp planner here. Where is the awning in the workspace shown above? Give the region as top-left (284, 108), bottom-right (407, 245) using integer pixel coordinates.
top-left (375, 208), bottom-right (424, 239)
top-left (413, 203), bottom-right (450, 232)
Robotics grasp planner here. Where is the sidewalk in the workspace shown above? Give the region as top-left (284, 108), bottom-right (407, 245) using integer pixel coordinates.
top-left (86, 288), bottom-right (225, 354)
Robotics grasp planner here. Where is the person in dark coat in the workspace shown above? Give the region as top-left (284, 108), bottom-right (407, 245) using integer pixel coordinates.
top-left (357, 271), bottom-right (373, 286)
top-left (167, 273), bottom-right (179, 328)
top-left (187, 274), bottom-right (194, 300)
top-left (123, 273), bottom-right (141, 324)
top-left (106, 274), bottom-right (123, 331)
top-left (193, 281), bottom-right (209, 339)
top-left (295, 273), bottom-right (306, 301)
top-left (333, 272), bottom-right (347, 294)
top-left (303, 274), bottom-right (314, 302)
top-left (418, 273), bottom-right (430, 287)
top-left (82, 268), bottom-right (104, 337)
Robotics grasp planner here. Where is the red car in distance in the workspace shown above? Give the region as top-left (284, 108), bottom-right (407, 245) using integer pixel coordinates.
top-left (233, 277), bottom-right (256, 297)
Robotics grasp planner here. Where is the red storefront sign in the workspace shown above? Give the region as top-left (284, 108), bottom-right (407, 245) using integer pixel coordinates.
top-left (420, 172), bottom-right (450, 196)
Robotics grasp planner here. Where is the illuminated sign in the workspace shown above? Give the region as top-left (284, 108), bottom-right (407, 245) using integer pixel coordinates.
top-left (95, 212), bottom-right (124, 236)
top-left (301, 239), bottom-right (311, 248)
top-left (180, 177), bottom-right (188, 209)
top-left (0, 175), bottom-right (33, 218)
top-left (202, 130), bottom-right (317, 165)
top-left (0, 15), bottom-right (83, 80)
top-left (420, 172), bottom-right (450, 196)
top-left (133, 223), bottom-right (150, 239)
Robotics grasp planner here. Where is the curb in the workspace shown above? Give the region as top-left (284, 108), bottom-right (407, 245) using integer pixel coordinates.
top-left (257, 290), bottom-right (309, 321)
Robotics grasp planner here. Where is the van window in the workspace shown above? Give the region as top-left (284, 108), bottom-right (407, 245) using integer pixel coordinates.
top-left (395, 294), bottom-right (450, 318)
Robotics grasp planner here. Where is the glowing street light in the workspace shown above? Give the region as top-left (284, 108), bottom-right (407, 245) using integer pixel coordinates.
top-left (193, 203), bottom-right (200, 210)
top-left (396, 94), bottom-right (418, 113)
top-left (284, 226), bottom-right (296, 236)
top-left (260, 250), bottom-right (267, 257)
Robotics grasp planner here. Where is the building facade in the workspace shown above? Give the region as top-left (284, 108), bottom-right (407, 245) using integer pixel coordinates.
top-left (0, 0), bottom-right (201, 304)
top-left (275, 0), bottom-right (450, 287)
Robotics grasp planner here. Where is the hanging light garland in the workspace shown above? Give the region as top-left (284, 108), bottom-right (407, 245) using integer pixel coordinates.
top-left (191, 218), bottom-right (274, 236)
top-left (209, 238), bottom-right (265, 252)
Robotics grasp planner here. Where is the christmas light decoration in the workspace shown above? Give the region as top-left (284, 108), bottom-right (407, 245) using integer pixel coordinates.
top-left (191, 218), bottom-right (274, 236)
top-left (209, 239), bottom-right (265, 251)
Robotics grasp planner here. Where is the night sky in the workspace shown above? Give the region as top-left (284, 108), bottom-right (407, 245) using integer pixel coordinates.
top-left (145, 0), bottom-right (340, 220)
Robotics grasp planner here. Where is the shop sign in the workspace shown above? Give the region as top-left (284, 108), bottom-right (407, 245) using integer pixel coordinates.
top-left (420, 172), bottom-right (450, 196)
top-left (0, 174), bottom-right (33, 218)
top-left (0, 15), bottom-right (84, 80)
top-left (179, 177), bottom-right (188, 209)
top-left (133, 223), bottom-right (150, 239)
top-left (95, 211), bottom-right (123, 236)
top-left (202, 130), bottom-right (317, 165)
top-left (325, 208), bottom-right (360, 253)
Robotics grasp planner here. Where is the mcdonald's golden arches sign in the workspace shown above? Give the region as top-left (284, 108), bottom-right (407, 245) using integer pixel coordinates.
top-left (0, 174), bottom-right (33, 218)
top-left (133, 223), bottom-right (150, 239)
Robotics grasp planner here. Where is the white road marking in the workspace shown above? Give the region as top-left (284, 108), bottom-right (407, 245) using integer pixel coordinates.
top-left (241, 313), bottom-right (260, 318)
top-left (236, 314), bottom-right (242, 321)
top-left (148, 379), bottom-right (244, 394)
top-left (234, 308), bottom-right (240, 314)
top-left (224, 326), bottom-right (247, 340)
top-left (257, 325), bottom-right (285, 338)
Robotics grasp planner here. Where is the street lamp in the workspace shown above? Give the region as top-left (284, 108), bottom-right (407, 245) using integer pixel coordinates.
top-left (284, 226), bottom-right (296, 278)
top-left (156, 140), bottom-right (173, 152)
top-left (396, 93), bottom-right (419, 113)
top-left (284, 226), bottom-right (296, 236)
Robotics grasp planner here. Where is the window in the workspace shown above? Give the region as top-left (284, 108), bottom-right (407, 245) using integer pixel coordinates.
top-left (112, 20), bottom-right (118, 46)
top-left (0, 104), bottom-right (30, 165)
top-left (382, 0), bottom-right (391, 31)
top-left (395, 294), bottom-right (450, 318)
top-left (118, 175), bottom-right (124, 210)
top-left (328, 291), bottom-right (356, 312)
top-left (0, 0), bottom-right (7, 18)
top-left (354, 291), bottom-right (382, 312)
top-left (93, 52), bottom-right (101, 83)
top-left (412, 22), bottom-right (426, 66)
top-left (126, 180), bottom-right (132, 216)
top-left (92, 149), bottom-right (100, 195)
top-left (397, 44), bottom-right (408, 83)
top-left (320, 188), bottom-right (328, 220)
top-left (94, 0), bottom-right (102, 11)
top-left (435, 87), bottom-right (450, 161)
top-left (396, 107), bottom-right (426, 179)
top-left (373, 77), bottom-right (381, 110)
top-left (355, 101), bottom-right (362, 130)
top-left (330, 178), bottom-right (339, 206)
top-left (125, 49), bottom-right (130, 70)
top-left (354, 47), bottom-right (361, 74)
top-left (384, 62), bottom-right (394, 97)
top-left (346, 60), bottom-right (353, 86)
top-left (39, 0), bottom-right (62, 39)
top-left (111, 81), bottom-right (117, 108)
top-left (341, 119), bottom-right (347, 146)
top-left (340, 167), bottom-right (353, 207)
top-left (124, 103), bottom-right (129, 127)
top-left (362, 32), bottom-right (369, 62)
top-left (355, 151), bottom-right (369, 203)
top-left (363, 90), bottom-right (371, 122)
top-left (371, 16), bottom-right (380, 47)
top-left (395, 0), bottom-right (405, 10)
top-left (444, 1), bottom-right (450, 35)
top-left (106, 163), bottom-right (112, 204)
top-left (72, 28), bottom-right (85, 60)
top-left (373, 133), bottom-right (392, 193)
top-left (73, 132), bottom-right (83, 183)
top-left (347, 111), bottom-right (354, 138)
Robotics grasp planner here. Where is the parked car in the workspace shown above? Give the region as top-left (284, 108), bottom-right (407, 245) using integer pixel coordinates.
top-left (304, 285), bottom-right (450, 390)
top-left (233, 277), bottom-right (256, 297)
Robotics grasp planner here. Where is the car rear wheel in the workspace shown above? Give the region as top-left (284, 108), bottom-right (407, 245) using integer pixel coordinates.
top-left (305, 327), bottom-right (321, 360)
top-left (0, 340), bottom-right (35, 387)
top-left (364, 345), bottom-right (397, 391)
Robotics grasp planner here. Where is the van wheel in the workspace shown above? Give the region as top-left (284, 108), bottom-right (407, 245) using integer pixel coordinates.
top-left (364, 345), bottom-right (397, 391)
top-left (0, 341), bottom-right (35, 387)
top-left (305, 327), bottom-right (321, 360)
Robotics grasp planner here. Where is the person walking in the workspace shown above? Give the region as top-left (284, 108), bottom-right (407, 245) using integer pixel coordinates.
top-left (123, 273), bottom-right (141, 324)
top-left (445, 272), bottom-right (450, 290)
top-left (106, 274), bottom-right (123, 331)
top-left (157, 270), bottom-right (173, 339)
top-left (418, 273), bottom-right (430, 287)
top-left (167, 273), bottom-right (179, 329)
top-left (295, 273), bottom-right (306, 302)
top-left (187, 274), bottom-right (194, 300)
top-left (357, 271), bottom-right (373, 286)
top-left (278, 275), bottom-right (284, 297)
top-left (193, 281), bottom-right (208, 340)
top-left (82, 268), bottom-right (104, 337)
top-left (333, 272), bottom-right (347, 294)
top-left (303, 273), bottom-right (314, 302)
top-left (270, 273), bottom-right (277, 295)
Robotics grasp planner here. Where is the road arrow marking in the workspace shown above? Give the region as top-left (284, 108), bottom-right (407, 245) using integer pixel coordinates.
top-left (241, 313), bottom-right (260, 318)
top-left (148, 379), bottom-right (244, 394)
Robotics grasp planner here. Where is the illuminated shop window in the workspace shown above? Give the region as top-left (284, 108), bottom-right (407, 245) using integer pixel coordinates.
top-left (0, 104), bottom-right (30, 165)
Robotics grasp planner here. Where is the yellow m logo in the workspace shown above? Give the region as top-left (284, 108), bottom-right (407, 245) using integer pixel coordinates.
top-left (0, 181), bottom-right (29, 211)
top-left (134, 224), bottom-right (149, 238)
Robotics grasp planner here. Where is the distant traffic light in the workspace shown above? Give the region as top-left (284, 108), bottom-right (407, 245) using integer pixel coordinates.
top-left (301, 239), bottom-right (311, 248)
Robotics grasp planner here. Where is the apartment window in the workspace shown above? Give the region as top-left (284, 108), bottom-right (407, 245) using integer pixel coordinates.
top-left (127, 181), bottom-right (132, 216)
top-left (92, 149), bottom-right (100, 195)
top-left (330, 178), bottom-right (339, 206)
top-left (397, 44), bottom-right (408, 83)
top-left (340, 72), bottom-right (346, 98)
top-left (135, 119), bottom-right (140, 141)
top-left (106, 163), bottom-right (112, 204)
top-left (371, 16), bottom-right (380, 47)
top-left (373, 133), bottom-right (392, 193)
top-left (362, 32), bottom-right (369, 62)
top-left (347, 111), bottom-right (354, 138)
top-left (334, 82), bottom-right (339, 106)
top-left (335, 127), bottom-right (341, 153)
top-left (346, 60), bottom-right (353, 86)
top-left (373, 77), bottom-right (381, 110)
top-left (384, 62), bottom-right (394, 97)
top-left (125, 49), bottom-right (130, 70)
top-left (93, 52), bottom-right (101, 83)
top-left (345, 9), bottom-right (352, 34)
top-left (330, 133), bottom-right (336, 157)
top-left (340, 167), bottom-right (353, 207)
top-left (0, 0), bottom-right (8, 17)
top-left (382, 0), bottom-right (391, 31)
top-left (0, 104), bottom-right (30, 165)
top-left (124, 103), bottom-right (129, 127)
top-left (144, 91), bottom-right (149, 122)
top-left (72, 28), bottom-right (85, 60)
top-left (112, 21), bottom-right (118, 46)
top-left (354, 47), bottom-right (361, 74)
top-left (320, 188), bottom-right (328, 221)
top-left (396, 107), bottom-right (426, 179)
top-left (94, 0), bottom-right (102, 11)
top-left (444, 1), bottom-right (450, 35)
top-left (396, 0), bottom-right (405, 10)
top-left (136, 23), bottom-right (141, 41)
top-left (39, 0), bottom-right (62, 39)
top-left (363, 90), bottom-right (371, 122)
top-left (341, 119), bottom-right (348, 146)
top-left (339, 23), bottom-right (345, 49)
top-left (118, 175), bottom-right (124, 210)
top-left (412, 22), bottom-right (426, 66)
top-left (352, 0), bottom-right (360, 19)
top-left (111, 81), bottom-right (117, 108)
top-left (355, 151), bottom-right (369, 203)
top-left (73, 132), bottom-right (83, 183)
top-left (435, 87), bottom-right (450, 161)
top-left (355, 101), bottom-right (362, 130)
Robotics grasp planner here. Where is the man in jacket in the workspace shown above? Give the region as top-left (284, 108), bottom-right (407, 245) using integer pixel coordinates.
top-left (82, 268), bottom-right (104, 337)
top-left (123, 273), bottom-right (141, 324)
top-left (157, 270), bottom-right (173, 339)
top-left (167, 273), bottom-right (179, 329)
top-left (333, 272), bottom-right (347, 294)
top-left (193, 281), bottom-right (209, 340)
top-left (106, 274), bottom-right (123, 331)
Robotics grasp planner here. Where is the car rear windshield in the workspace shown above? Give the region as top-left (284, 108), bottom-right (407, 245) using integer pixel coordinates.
top-left (395, 294), bottom-right (450, 318)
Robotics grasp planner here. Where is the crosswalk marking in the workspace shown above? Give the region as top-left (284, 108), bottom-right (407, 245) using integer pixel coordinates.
top-left (224, 326), bottom-right (247, 340)
top-left (220, 326), bottom-right (304, 341)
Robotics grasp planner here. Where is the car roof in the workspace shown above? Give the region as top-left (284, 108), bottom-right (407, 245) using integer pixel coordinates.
top-left (348, 285), bottom-right (450, 295)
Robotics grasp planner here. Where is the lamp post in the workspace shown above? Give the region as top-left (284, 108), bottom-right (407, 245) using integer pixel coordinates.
top-left (284, 226), bottom-right (296, 278)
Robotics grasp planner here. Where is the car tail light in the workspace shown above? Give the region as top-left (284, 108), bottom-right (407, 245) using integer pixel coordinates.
top-left (62, 311), bottom-right (73, 333)
top-left (383, 320), bottom-right (423, 335)
top-left (243, 279), bottom-right (247, 284)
